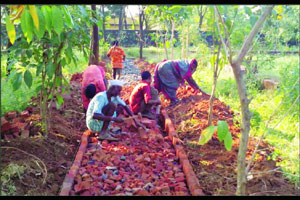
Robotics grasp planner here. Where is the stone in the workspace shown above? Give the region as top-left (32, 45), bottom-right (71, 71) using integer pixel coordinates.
top-left (5, 111), bottom-right (18, 120)
top-left (120, 155), bottom-right (126, 161)
top-left (20, 130), bottom-right (30, 138)
top-left (263, 79), bottom-right (279, 90)
top-left (115, 185), bottom-right (122, 191)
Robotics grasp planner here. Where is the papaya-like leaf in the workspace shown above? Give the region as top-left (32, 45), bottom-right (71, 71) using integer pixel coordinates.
top-left (224, 131), bottom-right (233, 151)
top-left (29, 5), bottom-right (39, 30)
top-left (24, 70), bottom-right (33, 88)
top-left (13, 72), bottom-right (23, 91)
top-left (6, 16), bottom-right (16, 44)
top-left (217, 120), bottom-right (230, 142)
top-left (198, 126), bottom-right (217, 145)
top-left (52, 6), bottom-right (64, 35)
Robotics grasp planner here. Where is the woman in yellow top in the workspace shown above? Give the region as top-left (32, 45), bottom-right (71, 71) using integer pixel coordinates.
top-left (107, 40), bottom-right (126, 80)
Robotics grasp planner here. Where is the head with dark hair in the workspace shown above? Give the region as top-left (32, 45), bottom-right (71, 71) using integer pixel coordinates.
top-left (141, 71), bottom-right (151, 80)
top-left (85, 84), bottom-right (96, 99)
top-left (112, 40), bottom-right (119, 46)
top-left (190, 58), bottom-right (198, 74)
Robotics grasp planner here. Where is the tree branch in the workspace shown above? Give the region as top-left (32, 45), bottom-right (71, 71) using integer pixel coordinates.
top-left (215, 6), bottom-right (233, 62)
top-left (214, 6), bottom-right (231, 64)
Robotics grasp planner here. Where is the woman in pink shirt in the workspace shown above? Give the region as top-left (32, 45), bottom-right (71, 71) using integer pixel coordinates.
top-left (81, 64), bottom-right (107, 112)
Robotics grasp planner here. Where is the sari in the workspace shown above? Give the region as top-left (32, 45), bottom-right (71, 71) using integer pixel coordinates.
top-left (153, 59), bottom-right (196, 101)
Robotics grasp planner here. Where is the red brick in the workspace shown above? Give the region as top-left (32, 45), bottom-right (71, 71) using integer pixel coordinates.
top-left (136, 189), bottom-right (150, 196)
top-left (1, 117), bottom-right (8, 126)
top-left (1, 122), bottom-right (12, 133)
top-left (5, 111), bottom-right (18, 120)
top-left (20, 110), bottom-right (29, 118)
top-left (175, 177), bottom-right (185, 182)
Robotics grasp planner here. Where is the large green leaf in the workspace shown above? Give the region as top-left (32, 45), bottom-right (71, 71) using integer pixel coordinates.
top-left (33, 8), bottom-right (46, 40)
top-left (65, 44), bottom-right (72, 64)
top-left (224, 131), bottom-right (233, 151)
top-left (13, 72), bottom-right (23, 91)
top-left (41, 6), bottom-right (52, 32)
top-left (29, 5), bottom-right (39, 30)
top-left (24, 70), bottom-right (33, 88)
top-left (20, 10), bottom-right (28, 35)
top-left (6, 16), bottom-right (16, 44)
top-left (199, 126), bottom-right (217, 145)
top-left (62, 5), bottom-right (73, 28)
top-left (46, 61), bottom-right (54, 79)
top-left (52, 6), bottom-right (63, 35)
top-left (217, 120), bottom-right (230, 142)
top-left (21, 8), bottom-right (34, 43)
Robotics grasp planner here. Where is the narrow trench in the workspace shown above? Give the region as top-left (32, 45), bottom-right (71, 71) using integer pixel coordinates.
top-left (68, 112), bottom-right (191, 196)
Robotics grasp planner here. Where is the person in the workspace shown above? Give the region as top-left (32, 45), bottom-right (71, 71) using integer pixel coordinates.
top-left (153, 58), bottom-right (208, 106)
top-left (107, 40), bottom-right (126, 80)
top-left (129, 71), bottom-right (161, 120)
top-left (81, 64), bottom-right (107, 113)
top-left (86, 80), bottom-right (142, 141)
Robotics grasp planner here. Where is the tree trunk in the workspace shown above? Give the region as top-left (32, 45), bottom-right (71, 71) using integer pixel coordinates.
top-left (231, 6), bottom-right (275, 195)
top-left (123, 7), bottom-right (128, 30)
top-left (101, 5), bottom-right (106, 43)
top-left (198, 6), bottom-right (207, 32)
top-left (186, 25), bottom-right (189, 57)
top-left (119, 6), bottom-right (123, 31)
top-left (208, 44), bottom-right (221, 126)
top-left (164, 31), bottom-right (168, 59)
top-left (170, 19), bottom-right (175, 60)
top-left (181, 28), bottom-right (185, 59)
top-left (89, 5), bottom-right (99, 65)
top-left (139, 7), bottom-right (144, 59)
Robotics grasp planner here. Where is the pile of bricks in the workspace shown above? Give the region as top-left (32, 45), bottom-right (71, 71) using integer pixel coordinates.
top-left (1, 108), bottom-right (40, 140)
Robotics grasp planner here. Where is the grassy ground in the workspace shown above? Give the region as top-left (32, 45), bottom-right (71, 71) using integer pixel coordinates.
top-left (1, 46), bottom-right (299, 185)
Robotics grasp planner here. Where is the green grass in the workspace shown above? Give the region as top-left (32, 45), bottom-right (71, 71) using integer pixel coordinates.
top-left (193, 53), bottom-right (299, 184)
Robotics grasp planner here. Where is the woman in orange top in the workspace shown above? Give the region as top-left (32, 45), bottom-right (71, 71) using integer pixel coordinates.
top-left (107, 40), bottom-right (126, 80)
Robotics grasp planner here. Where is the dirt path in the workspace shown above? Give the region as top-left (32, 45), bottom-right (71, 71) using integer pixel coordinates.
top-left (1, 58), bottom-right (298, 196)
